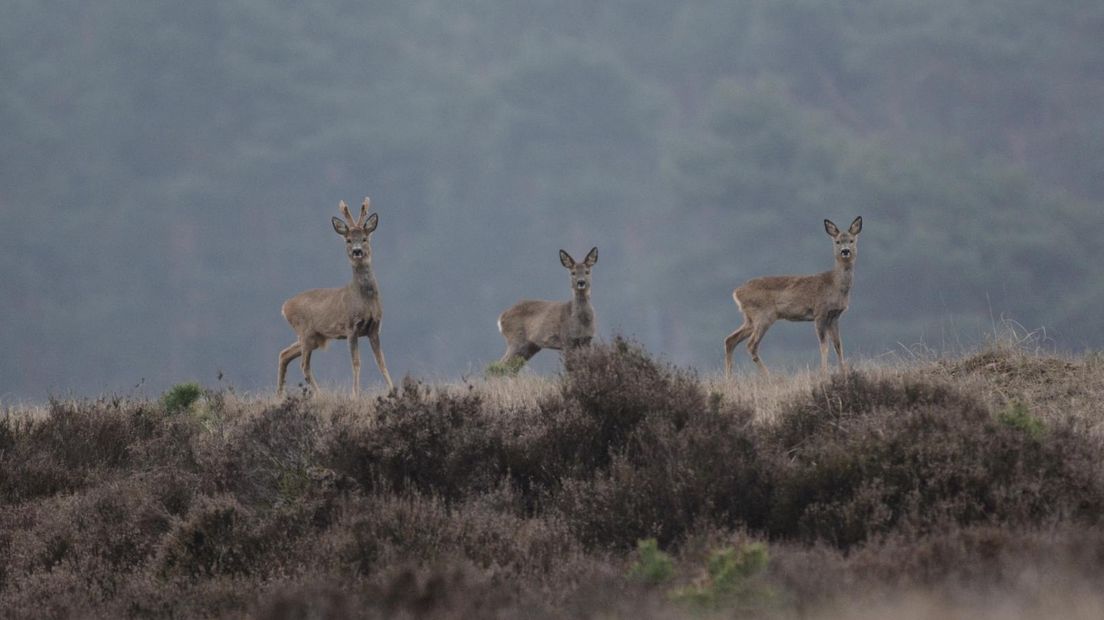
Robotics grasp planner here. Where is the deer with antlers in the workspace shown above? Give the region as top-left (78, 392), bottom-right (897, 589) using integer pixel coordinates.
top-left (724, 216), bottom-right (863, 376)
top-left (277, 198), bottom-right (394, 395)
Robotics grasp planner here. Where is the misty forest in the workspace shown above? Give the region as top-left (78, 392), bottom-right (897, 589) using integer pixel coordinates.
top-left (3, 0), bottom-right (1104, 399)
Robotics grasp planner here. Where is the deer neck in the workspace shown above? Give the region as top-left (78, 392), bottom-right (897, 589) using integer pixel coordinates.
top-left (569, 289), bottom-right (593, 317)
top-left (349, 262), bottom-right (379, 300)
top-left (832, 259), bottom-right (854, 297)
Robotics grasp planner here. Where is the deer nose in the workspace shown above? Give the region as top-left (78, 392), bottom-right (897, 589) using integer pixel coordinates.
top-left (352, 248), bottom-right (365, 258)
top-left (840, 248), bottom-right (852, 258)
top-left (576, 280), bottom-right (587, 289)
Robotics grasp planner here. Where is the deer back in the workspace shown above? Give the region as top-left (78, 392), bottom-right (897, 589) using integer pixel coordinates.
top-left (735, 272), bottom-right (841, 322)
top-left (498, 299), bottom-right (570, 348)
top-left (282, 286), bottom-right (364, 340)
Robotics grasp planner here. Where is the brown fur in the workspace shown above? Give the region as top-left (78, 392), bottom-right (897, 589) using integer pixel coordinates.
top-left (725, 216), bottom-right (862, 376)
top-left (277, 198), bottom-right (394, 395)
top-left (497, 247), bottom-right (598, 367)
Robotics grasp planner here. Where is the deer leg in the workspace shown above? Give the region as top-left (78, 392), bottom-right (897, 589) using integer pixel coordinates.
top-left (367, 323), bottom-right (394, 391)
top-left (747, 321), bottom-right (773, 376)
top-left (277, 341), bottom-right (302, 395)
top-left (300, 342), bottom-right (320, 394)
top-left (500, 341), bottom-right (539, 365)
top-left (499, 344), bottom-right (521, 364)
top-left (517, 343), bottom-right (540, 361)
top-left (815, 317), bottom-right (831, 374)
top-left (724, 321), bottom-right (753, 378)
top-left (349, 336), bottom-right (361, 396)
top-left (828, 320), bottom-right (846, 372)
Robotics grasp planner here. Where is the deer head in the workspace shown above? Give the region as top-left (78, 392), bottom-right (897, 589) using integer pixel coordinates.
top-left (824, 216), bottom-right (862, 264)
top-left (559, 247), bottom-right (598, 294)
top-left (331, 198), bottom-right (379, 266)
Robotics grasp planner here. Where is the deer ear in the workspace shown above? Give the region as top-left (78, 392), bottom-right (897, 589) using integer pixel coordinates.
top-left (848, 216), bottom-right (863, 235)
top-left (559, 250), bottom-right (575, 269)
top-left (364, 212), bottom-right (379, 234)
top-left (332, 217), bottom-right (349, 236)
top-left (584, 246), bottom-right (598, 267)
top-left (824, 219), bottom-right (840, 237)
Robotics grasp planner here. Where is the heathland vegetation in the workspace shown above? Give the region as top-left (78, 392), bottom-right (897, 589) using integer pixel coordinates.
top-left (3, 338), bottom-right (1104, 618)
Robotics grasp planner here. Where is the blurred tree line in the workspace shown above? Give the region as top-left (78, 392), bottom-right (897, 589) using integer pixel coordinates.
top-left (2, 0), bottom-right (1102, 397)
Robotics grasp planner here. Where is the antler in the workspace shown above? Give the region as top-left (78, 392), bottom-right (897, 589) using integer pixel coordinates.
top-left (339, 200), bottom-right (356, 227)
top-left (359, 197), bottom-right (371, 227)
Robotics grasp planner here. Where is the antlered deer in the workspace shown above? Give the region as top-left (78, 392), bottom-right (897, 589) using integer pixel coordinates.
top-left (497, 247), bottom-right (598, 368)
top-left (724, 217), bottom-right (863, 376)
top-left (277, 198), bottom-right (394, 395)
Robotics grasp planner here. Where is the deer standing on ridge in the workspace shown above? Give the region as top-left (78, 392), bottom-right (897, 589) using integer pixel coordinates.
top-left (724, 216), bottom-right (863, 377)
top-left (277, 198), bottom-right (394, 395)
top-left (497, 247), bottom-right (599, 368)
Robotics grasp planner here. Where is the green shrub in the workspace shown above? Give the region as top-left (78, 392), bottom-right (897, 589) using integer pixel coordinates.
top-left (671, 542), bottom-right (774, 611)
top-left (628, 538), bottom-right (674, 585)
top-left (998, 401), bottom-right (1046, 440)
top-left (162, 382), bottom-right (203, 414)
top-left (485, 357), bottom-right (526, 377)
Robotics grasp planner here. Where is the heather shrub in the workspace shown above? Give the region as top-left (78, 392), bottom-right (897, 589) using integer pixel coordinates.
top-left (769, 372), bottom-right (1104, 547)
top-left (556, 401), bottom-right (771, 549)
top-left (769, 524), bottom-right (1104, 610)
top-left (503, 336), bottom-right (719, 512)
top-left (252, 580), bottom-right (362, 620)
top-left (367, 562), bottom-right (514, 619)
top-left (339, 494), bottom-right (457, 574)
top-left (157, 495), bottom-right (264, 578)
top-left (0, 398), bottom-right (160, 502)
top-left (494, 393), bottom-right (602, 506)
top-left (5, 346), bottom-right (1104, 618)
top-left (561, 337), bottom-right (707, 462)
top-left (336, 490), bottom-right (577, 577)
top-left (202, 398), bottom-right (323, 507)
top-left (771, 371), bottom-right (988, 452)
top-left (0, 476), bottom-right (175, 604)
top-left (325, 379), bottom-right (505, 502)
top-left (156, 487), bottom-right (350, 583)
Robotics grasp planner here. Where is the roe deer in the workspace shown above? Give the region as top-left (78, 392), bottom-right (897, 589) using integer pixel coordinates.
top-left (724, 216), bottom-right (863, 376)
top-left (497, 247), bottom-right (598, 368)
top-left (277, 198), bottom-right (394, 395)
